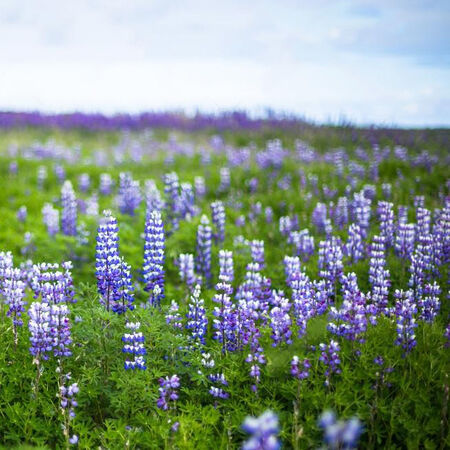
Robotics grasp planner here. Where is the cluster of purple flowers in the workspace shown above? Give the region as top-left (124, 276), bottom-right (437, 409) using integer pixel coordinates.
top-left (318, 238), bottom-right (343, 296)
top-left (143, 210), bottom-right (165, 306)
top-left (185, 284), bottom-right (208, 345)
top-left (195, 215), bottom-right (212, 284)
top-left (368, 235), bottom-right (390, 314)
top-left (211, 201), bottom-right (226, 244)
top-left (208, 373), bottom-right (229, 399)
top-left (95, 210), bottom-right (134, 313)
top-left (290, 356), bottom-right (311, 380)
top-left (241, 410), bottom-right (280, 450)
top-left (42, 203), bottom-right (60, 236)
top-left (157, 375), bottom-right (180, 410)
top-left (61, 180), bottom-right (77, 236)
top-left (394, 289), bottom-right (417, 355)
top-left (318, 410), bottom-right (363, 449)
top-left (59, 374), bottom-right (79, 445)
top-left (117, 172), bottom-right (142, 216)
top-left (319, 340), bottom-right (341, 385)
top-left (122, 322), bottom-right (146, 370)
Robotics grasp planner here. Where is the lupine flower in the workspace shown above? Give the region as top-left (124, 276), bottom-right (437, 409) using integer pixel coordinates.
top-left (31, 261), bottom-right (76, 305)
top-left (328, 273), bottom-right (373, 342)
top-left (157, 375), bottom-right (180, 410)
top-left (319, 339), bottom-right (341, 385)
top-left (265, 206), bottom-right (273, 224)
top-left (50, 304), bottom-right (72, 357)
top-left (208, 373), bottom-right (229, 399)
top-left (291, 356), bottom-right (311, 380)
top-left (143, 210), bottom-right (165, 306)
top-left (194, 176), bottom-right (206, 198)
top-left (382, 183), bottom-right (392, 199)
top-left (417, 282), bottom-right (441, 323)
top-left (377, 201), bottom-right (395, 247)
top-left (99, 173), bottom-right (113, 196)
top-left (179, 182), bottom-right (197, 218)
top-left (368, 235), bottom-right (390, 314)
top-left (78, 173), bottom-right (90, 192)
top-left (211, 200), bottom-right (226, 244)
top-left (3, 267), bottom-right (26, 346)
top-left (241, 410), bottom-right (280, 450)
top-left (59, 373), bottom-right (79, 446)
top-left (351, 191), bottom-right (371, 238)
top-left (312, 202), bottom-right (328, 234)
top-left (318, 410), bottom-right (363, 449)
top-left (318, 238), bottom-right (343, 296)
top-left (290, 229), bottom-right (315, 260)
top-left (54, 164), bottom-right (66, 184)
top-left (196, 215), bottom-right (212, 284)
top-left (28, 302), bottom-right (52, 361)
top-left (185, 284), bottom-right (208, 345)
top-left (344, 223), bottom-right (364, 262)
top-left (17, 205), bottom-right (27, 223)
top-left (218, 250), bottom-right (234, 284)
top-left (164, 171), bottom-right (181, 230)
top-left (178, 253), bottom-right (197, 289)
top-left (86, 193), bottom-right (99, 216)
top-left (61, 180), bottom-right (77, 236)
top-left (395, 222), bottom-right (415, 260)
top-left (118, 172), bottom-right (142, 215)
top-left (394, 289), bottom-right (417, 355)
top-left (269, 292), bottom-right (292, 347)
top-left (250, 240), bottom-right (265, 270)
top-left (218, 167), bottom-right (230, 193)
top-left (334, 197), bottom-right (349, 230)
top-left (96, 211), bottom-right (134, 313)
top-left (42, 203), bottom-right (60, 236)
top-left (212, 280), bottom-right (237, 352)
top-left (166, 300), bottom-right (183, 329)
top-left (122, 322), bottom-right (146, 370)
top-left (145, 179), bottom-right (164, 213)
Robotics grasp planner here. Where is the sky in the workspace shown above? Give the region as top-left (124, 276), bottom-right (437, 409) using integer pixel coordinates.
top-left (0, 0), bottom-right (449, 127)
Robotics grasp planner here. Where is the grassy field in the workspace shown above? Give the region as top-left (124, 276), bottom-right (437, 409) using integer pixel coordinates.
top-left (0, 123), bottom-right (448, 449)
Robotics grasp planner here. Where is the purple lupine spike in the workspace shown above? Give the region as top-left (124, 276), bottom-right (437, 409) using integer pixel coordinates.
top-left (395, 222), bottom-right (415, 260)
top-left (416, 207), bottom-right (431, 238)
top-left (279, 215), bottom-right (296, 237)
top-left (194, 176), bottom-right (206, 198)
top-left (164, 171), bottom-right (181, 230)
top-left (382, 183), bottom-right (392, 199)
top-left (143, 210), bottom-right (165, 306)
top-left (78, 173), bottom-right (90, 193)
top-left (17, 205), bottom-right (27, 223)
top-left (283, 256), bottom-right (301, 288)
top-left (42, 203), bottom-right (60, 236)
top-left (28, 301), bottom-right (52, 361)
top-left (351, 191), bottom-right (371, 238)
top-left (178, 253), bottom-right (197, 289)
top-left (54, 164), bottom-right (66, 184)
top-left (179, 182), bottom-right (197, 219)
top-left (408, 233), bottom-right (434, 301)
top-left (37, 165), bottom-right (47, 190)
top-left (290, 229), bottom-right (315, 260)
top-left (290, 270), bottom-right (315, 337)
top-left (145, 179), bottom-right (164, 213)
top-left (394, 289), bottom-right (417, 355)
top-left (218, 249), bottom-right (234, 284)
top-left (377, 201), bottom-right (395, 247)
top-left (265, 206), bottom-right (273, 224)
top-left (96, 210), bottom-right (133, 313)
top-left (61, 180), bottom-right (77, 236)
top-left (3, 267), bottom-right (26, 346)
top-left (418, 282), bottom-right (441, 323)
top-left (334, 197), bottom-right (349, 230)
top-left (117, 172), bottom-right (142, 216)
top-left (195, 215), bottom-right (212, 284)
top-left (368, 235), bottom-right (390, 314)
top-left (50, 304), bottom-right (72, 357)
top-left (312, 202), bottom-right (328, 234)
top-left (291, 356), bottom-right (311, 380)
top-left (185, 284), bottom-right (208, 345)
top-left (328, 272), bottom-right (373, 343)
top-left (157, 375), bottom-right (180, 410)
top-left (241, 410), bottom-right (280, 450)
top-left (211, 200), bottom-right (226, 244)
top-left (250, 240), bottom-right (265, 270)
top-left (99, 173), bottom-right (113, 196)
top-left (344, 223), bottom-right (364, 263)
top-left (209, 372), bottom-right (230, 399)
top-left (269, 291), bottom-right (292, 347)
top-left (318, 237), bottom-right (343, 297)
top-left (59, 374), bottom-right (79, 446)
top-left (166, 300), bottom-right (183, 329)
top-left (122, 322), bottom-right (146, 370)
top-left (319, 339), bottom-right (341, 386)
top-left (318, 410), bottom-right (363, 450)
top-left (31, 262), bottom-right (76, 305)
top-left (218, 167), bottom-right (230, 193)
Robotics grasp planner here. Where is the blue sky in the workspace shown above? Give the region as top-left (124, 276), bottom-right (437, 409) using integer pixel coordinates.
top-left (0, 0), bottom-right (449, 126)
